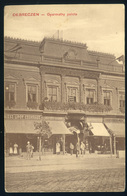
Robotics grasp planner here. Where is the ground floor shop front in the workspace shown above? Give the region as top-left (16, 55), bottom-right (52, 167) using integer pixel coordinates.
top-left (4, 110), bottom-right (125, 156)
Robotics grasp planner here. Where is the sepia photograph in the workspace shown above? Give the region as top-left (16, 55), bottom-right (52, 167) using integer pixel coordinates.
top-left (4, 4), bottom-right (125, 192)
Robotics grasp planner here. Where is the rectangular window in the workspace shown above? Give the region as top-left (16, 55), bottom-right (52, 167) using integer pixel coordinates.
top-left (48, 86), bottom-right (57, 102)
top-left (119, 93), bottom-right (125, 108)
top-left (104, 91), bottom-right (110, 106)
top-left (86, 89), bottom-right (94, 104)
top-left (68, 88), bottom-right (77, 102)
top-left (28, 85), bottom-right (37, 102)
top-left (5, 83), bottom-right (15, 102)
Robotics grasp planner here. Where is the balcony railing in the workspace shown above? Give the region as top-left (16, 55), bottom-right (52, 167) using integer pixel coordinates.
top-left (4, 51), bottom-right (124, 73)
top-left (39, 101), bottom-right (113, 113)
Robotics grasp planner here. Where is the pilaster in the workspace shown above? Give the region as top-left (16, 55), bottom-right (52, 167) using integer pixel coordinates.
top-left (97, 74), bottom-right (102, 104)
top-left (61, 75), bottom-right (66, 103)
top-left (79, 77), bottom-right (84, 103)
top-left (39, 67), bottom-right (45, 103)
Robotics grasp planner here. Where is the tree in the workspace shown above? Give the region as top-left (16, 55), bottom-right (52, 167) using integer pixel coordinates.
top-left (34, 120), bottom-right (52, 160)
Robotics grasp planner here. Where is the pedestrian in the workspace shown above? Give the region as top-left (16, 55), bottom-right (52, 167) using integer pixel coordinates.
top-left (9, 143), bottom-right (13, 156)
top-left (80, 141), bottom-right (85, 156)
top-left (13, 143), bottom-right (18, 155)
top-left (76, 142), bottom-right (80, 157)
top-left (26, 141), bottom-right (31, 160)
top-left (30, 144), bottom-right (34, 158)
top-left (70, 142), bottom-right (74, 155)
top-left (56, 141), bottom-right (60, 155)
top-left (19, 147), bottom-right (23, 157)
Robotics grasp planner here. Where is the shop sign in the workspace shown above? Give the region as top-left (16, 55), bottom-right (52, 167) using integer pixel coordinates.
top-left (104, 118), bottom-right (125, 123)
top-left (5, 114), bottom-right (41, 120)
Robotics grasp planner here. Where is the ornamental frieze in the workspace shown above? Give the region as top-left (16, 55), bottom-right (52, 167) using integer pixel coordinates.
top-left (39, 65), bottom-right (99, 79)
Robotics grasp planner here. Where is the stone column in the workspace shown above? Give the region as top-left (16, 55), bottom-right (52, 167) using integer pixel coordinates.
top-left (79, 77), bottom-right (84, 103)
top-left (113, 135), bottom-right (116, 155)
top-left (116, 88), bottom-right (119, 112)
top-left (61, 75), bottom-right (66, 103)
top-left (97, 74), bottom-right (102, 104)
top-left (62, 134), bottom-right (65, 155)
top-left (110, 136), bottom-right (113, 156)
top-left (40, 68), bottom-right (45, 103)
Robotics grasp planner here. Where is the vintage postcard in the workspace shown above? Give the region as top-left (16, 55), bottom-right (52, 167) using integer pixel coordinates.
top-left (4, 4), bottom-right (125, 192)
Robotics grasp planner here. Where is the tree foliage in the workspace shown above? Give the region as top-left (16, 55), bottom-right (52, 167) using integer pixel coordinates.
top-left (34, 121), bottom-right (52, 138)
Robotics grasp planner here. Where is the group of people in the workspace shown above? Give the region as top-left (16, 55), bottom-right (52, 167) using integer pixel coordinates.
top-left (70, 141), bottom-right (85, 157)
top-left (9, 143), bottom-right (18, 155)
top-left (26, 141), bottom-right (34, 160)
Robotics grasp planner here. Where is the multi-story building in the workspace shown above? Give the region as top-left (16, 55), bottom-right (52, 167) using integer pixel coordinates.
top-left (4, 36), bottom-right (125, 155)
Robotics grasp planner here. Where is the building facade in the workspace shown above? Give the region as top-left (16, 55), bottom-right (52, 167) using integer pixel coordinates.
top-left (4, 37), bottom-right (125, 155)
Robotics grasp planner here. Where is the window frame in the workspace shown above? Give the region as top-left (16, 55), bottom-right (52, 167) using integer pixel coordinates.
top-left (119, 92), bottom-right (125, 109)
top-left (67, 86), bottom-right (79, 103)
top-left (26, 83), bottom-right (38, 104)
top-left (47, 85), bottom-right (58, 102)
top-left (103, 90), bottom-right (112, 106)
top-left (85, 88), bottom-right (96, 104)
top-left (5, 82), bottom-right (16, 103)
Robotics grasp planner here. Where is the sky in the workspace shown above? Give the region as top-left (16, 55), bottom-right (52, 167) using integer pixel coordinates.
top-left (4, 4), bottom-right (125, 57)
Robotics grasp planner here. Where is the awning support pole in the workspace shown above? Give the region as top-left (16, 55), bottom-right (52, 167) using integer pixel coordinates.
top-left (110, 136), bottom-right (113, 156)
top-left (114, 136), bottom-right (116, 155)
top-left (62, 134), bottom-right (65, 155)
top-left (39, 135), bottom-right (42, 160)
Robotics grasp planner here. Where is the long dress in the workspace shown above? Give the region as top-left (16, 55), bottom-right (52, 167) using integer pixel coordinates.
top-left (14, 143), bottom-right (18, 154)
top-left (9, 147), bottom-right (13, 155)
top-left (56, 143), bottom-right (60, 154)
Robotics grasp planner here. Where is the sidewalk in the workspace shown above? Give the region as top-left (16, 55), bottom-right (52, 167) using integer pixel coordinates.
top-left (5, 152), bottom-right (125, 173)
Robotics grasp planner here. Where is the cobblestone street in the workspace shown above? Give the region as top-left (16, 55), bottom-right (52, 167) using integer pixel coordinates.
top-left (5, 168), bottom-right (125, 192)
top-left (5, 154), bottom-right (125, 192)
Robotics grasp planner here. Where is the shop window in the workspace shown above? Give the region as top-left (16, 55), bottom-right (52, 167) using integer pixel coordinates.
top-left (48, 86), bottom-right (57, 102)
top-left (119, 93), bottom-right (125, 108)
top-left (103, 91), bottom-right (110, 106)
top-left (68, 87), bottom-right (77, 102)
top-left (28, 85), bottom-right (37, 102)
top-left (86, 89), bottom-right (94, 104)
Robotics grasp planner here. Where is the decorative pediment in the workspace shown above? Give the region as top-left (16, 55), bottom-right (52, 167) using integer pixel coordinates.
top-left (65, 76), bottom-right (79, 85)
top-left (63, 48), bottom-right (77, 59)
top-left (26, 77), bottom-right (38, 81)
top-left (83, 79), bottom-right (97, 86)
top-left (4, 74), bottom-right (18, 84)
top-left (85, 83), bottom-right (96, 88)
top-left (46, 79), bottom-right (59, 84)
top-left (101, 84), bottom-right (113, 89)
top-left (45, 74), bottom-right (61, 84)
top-left (66, 82), bottom-right (79, 85)
top-left (5, 74), bottom-right (17, 80)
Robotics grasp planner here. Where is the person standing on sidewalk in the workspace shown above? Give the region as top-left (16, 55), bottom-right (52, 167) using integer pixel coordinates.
top-left (70, 142), bottom-right (74, 155)
top-left (30, 144), bottom-right (34, 158)
top-left (26, 141), bottom-right (31, 160)
top-left (80, 141), bottom-right (85, 156)
top-left (13, 143), bottom-right (18, 155)
top-left (9, 143), bottom-right (13, 156)
top-left (76, 142), bottom-right (80, 157)
top-left (56, 142), bottom-right (60, 155)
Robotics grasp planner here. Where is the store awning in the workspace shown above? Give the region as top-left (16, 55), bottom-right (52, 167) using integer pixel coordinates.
top-left (5, 120), bottom-right (41, 134)
top-left (105, 123), bottom-right (125, 137)
top-left (46, 121), bottom-right (72, 135)
top-left (88, 123), bottom-right (110, 137)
